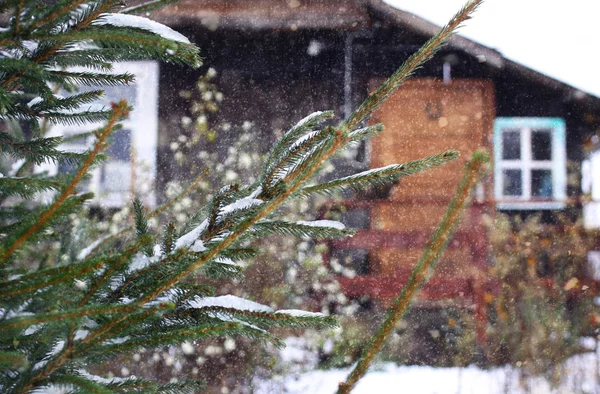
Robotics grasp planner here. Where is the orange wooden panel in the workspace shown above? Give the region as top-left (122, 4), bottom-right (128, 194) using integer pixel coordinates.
top-left (371, 203), bottom-right (475, 233)
top-left (369, 78), bottom-right (494, 242)
top-left (370, 78), bottom-right (494, 201)
top-left (372, 247), bottom-right (474, 276)
top-left (371, 203), bottom-right (443, 232)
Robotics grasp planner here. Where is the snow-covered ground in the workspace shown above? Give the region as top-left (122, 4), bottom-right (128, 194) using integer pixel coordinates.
top-left (254, 338), bottom-right (599, 394)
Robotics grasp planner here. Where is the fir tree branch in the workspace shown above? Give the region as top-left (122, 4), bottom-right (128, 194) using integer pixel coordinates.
top-left (9, 302), bottom-right (173, 394)
top-left (41, 108), bottom-right (112, 126)
top-left (347, 123), bottom-right (384, 142)
top-left (29, 90), bottom-right (106, 112)
top-left (76, 302), bottom-right (175, 352)
top-left (298, 150), bottom-right (459, 197)
top-left (12, 0), bottom-right (24, 37)
top-left (0, 100), bottom-right (129, 265)
top-left (29, 0), bottom-right (94, 33)
top-left (50, 374), bottom-right (113, 394)
top-left (179, 305), bottom-right (338, 331)
top-left (46, 70), bottom-right (135, 87)
top-left (0, 254), bottom-right (108, 298)
top-left (133, 130), bottom-right (344, 317)
top-left (0, 303), bottom-right (136, 331)
top-left (263, 110), bottom-right (334, 176)
top-left (341, 0), bottom-right (483, 132)
top-left (0, 192), bottom-right (94, 252)
top-left (121, 0), bottom-right (180, 16)
top-left (155, 380), bottom-right (206, 394)
top-left (0, 350), bottom-right (28, 369)
top-left (0, 176), bottom-right (65, 199)
top-left (84, 168), bottom-right (208, 257)
top-left (95, 322), bottom-right (256, 354)
top-left (336, 150), bottom-right (490, 394)
top-left (132, 205), bottom-right (150, 239)
top-left (78, 236), bottom-right (151, 307)
top-left (1, 2), bottom-right (483, 389)
top-left (0, 132), bottom-right (86, 166)
top-left (264, 128), bottom-right (336, 189)
top-left (253, 220), bottom-right (355, 239)
top-left (161, 221), bottom-right (176, 255)
top-left (31, 28), bottom-right (201, 67)
top-left (0, 0), bottom-right (119, 90)
top-left (102, 250), bottom-right (181, 303)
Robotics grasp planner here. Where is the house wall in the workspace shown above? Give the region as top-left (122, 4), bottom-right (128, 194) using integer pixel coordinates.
top-left (495, 72), bottom-right (599, 220)
top-left (368, 78), bottom-right (494, 278)
top-left (157, 28), bottom-right (347, 199)
top-left (155, 20), bottom-right (598, 223)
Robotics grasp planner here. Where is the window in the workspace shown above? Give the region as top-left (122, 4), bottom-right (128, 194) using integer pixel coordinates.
top-left (582, 148), bottom-right (600, 228)
top-left (40, 61), bottom-right (158, 208)
top-left (493, 117), bottom-right (566, 210)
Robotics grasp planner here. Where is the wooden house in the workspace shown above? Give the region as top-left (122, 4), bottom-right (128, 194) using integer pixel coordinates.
top-left (58, 0), bottom-right (600, 340)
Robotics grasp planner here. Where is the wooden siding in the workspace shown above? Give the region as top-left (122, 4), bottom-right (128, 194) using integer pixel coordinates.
top-left (370, 79), bottom-right (494, 201)
top-left (330, 78), bottom-right (495, 328)
top-left (152, 0), bottom-right (370, 30)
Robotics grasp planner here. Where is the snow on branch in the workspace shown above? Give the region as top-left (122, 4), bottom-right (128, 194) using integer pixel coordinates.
top-left (274, 309), bottom-right (325, 318)
top-left (93, 13), bottom-right (191, 44)
top-left (174, 219), bottom-right (208, 252)
top-left (296, 220), bottom-right (346, 230)
top-left (187, 295), bottom-right (273, 313)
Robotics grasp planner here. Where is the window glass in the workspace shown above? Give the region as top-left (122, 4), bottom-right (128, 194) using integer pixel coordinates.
top-left (77, 84), bottom-right (137, 107)
top-left (531, 129), bottom-right (552, 161)
top-left (339, 208), bottom-right (370, 229)
top-left (502, 130), bottom-right (521, 160)
top-left (502, 169), bottom-right (522, 196)
top-left (531, 169), bottom-right (553, 197)
top-left (105, 129), bottom-right (131, 162)
top-left (57, 158), bottom-right (78, 175)
top-left (331, 249), bottom-right (370, 276)
top-left (100, 162), bottom-right (131, 193)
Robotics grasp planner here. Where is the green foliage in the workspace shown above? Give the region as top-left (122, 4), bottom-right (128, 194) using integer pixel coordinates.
top-left (0, 0), bottom-right (476, 392)
top-left (484, 213), bottom-right (598, 387)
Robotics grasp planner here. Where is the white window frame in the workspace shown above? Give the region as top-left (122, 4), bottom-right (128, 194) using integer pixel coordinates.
top-left (39, 61), bottom-right (159, 208)
top-left (493, 117), bottom-right (566, 210)
top-left (582, 149), bottom-right (600, 228)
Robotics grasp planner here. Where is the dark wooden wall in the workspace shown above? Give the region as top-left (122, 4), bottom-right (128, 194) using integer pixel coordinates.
top-left (156, 20), bottom-right (599, 215)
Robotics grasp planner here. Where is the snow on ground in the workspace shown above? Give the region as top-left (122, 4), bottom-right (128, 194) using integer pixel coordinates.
top-left (254, 338), bottom-right (599, 394)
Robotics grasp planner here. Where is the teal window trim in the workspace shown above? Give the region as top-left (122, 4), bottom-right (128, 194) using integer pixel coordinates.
top-left (493, 117), bottom-right (566, 210)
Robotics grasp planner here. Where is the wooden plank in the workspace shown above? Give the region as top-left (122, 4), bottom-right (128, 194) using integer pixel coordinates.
top-left (152, 0), bottom-right (369, 29)
top-left (337, 275), bottom-right (475, 303)
top-left (370, 78), bottom-right (495, 202)
top-left (371, 203), bottom-right (477, 232)
top-left (331, 229), bottom-right (481, 249)
top-left (372, 247), bottom-right (476, 276)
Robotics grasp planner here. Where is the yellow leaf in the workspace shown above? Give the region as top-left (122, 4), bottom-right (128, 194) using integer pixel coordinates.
top-left (564, 277), bottom-right (579, 291)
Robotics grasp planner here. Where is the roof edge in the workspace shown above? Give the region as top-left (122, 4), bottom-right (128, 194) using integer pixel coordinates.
top-left (367, 0), bottom-right (504, 69)
top-left (368, 0), bottom-right (600, 106)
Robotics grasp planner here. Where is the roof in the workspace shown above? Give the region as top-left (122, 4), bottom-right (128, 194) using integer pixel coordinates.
top-left (367, 1), bottom-right (600, 107)
top-left (151, 0), bottom-right (370, 30)
top-left (152, 0), bottom-right (599, 107)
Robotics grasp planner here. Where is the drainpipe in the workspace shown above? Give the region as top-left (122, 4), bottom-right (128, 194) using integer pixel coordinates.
top-left (343, 30), bottom-right (372, 121)
top-left (442, 53), bottom-right (459, 85)
top-left (343, 31), bottom-right (374, 166)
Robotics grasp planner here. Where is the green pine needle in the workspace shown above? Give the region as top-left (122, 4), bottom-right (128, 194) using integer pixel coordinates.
top-left (253, 220), bottom-right (355, 239)
top-left (298, 150), bottom-right (460, 197)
